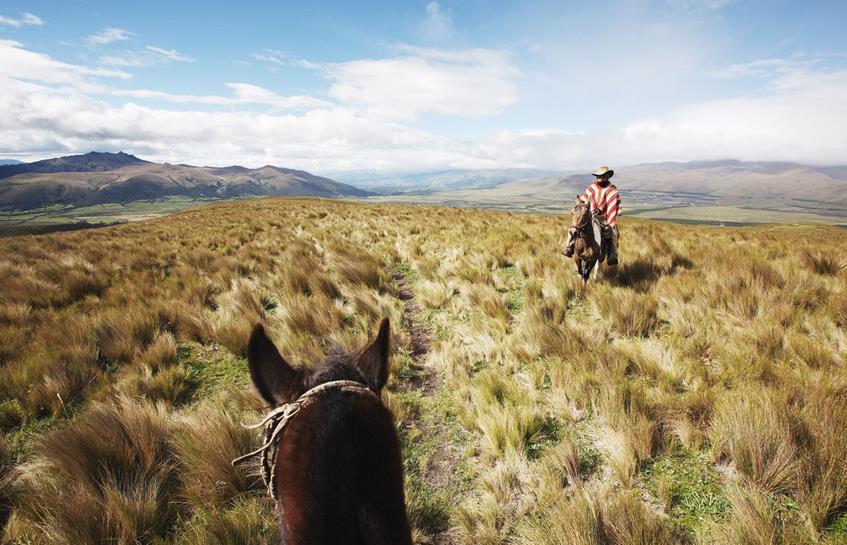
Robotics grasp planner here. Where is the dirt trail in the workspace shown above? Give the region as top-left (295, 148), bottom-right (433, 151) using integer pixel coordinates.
top-left (392, 270), bottom-right (432, 376)
top-left (391, 268), bottom-right (457, 545)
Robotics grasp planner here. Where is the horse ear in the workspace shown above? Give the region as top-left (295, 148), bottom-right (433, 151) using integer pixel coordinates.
top-left (357, 318), bottom-right (391, 393)
top-left (247, 324), bottom-right (298, 406)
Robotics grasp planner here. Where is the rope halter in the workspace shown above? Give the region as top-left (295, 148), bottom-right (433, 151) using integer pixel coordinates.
top-left (231, 379), bottom-right (379, 501)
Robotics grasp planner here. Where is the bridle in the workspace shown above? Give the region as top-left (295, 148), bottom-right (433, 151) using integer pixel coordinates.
top-left (231, 379), bottom-right (379, 501)
top-left (571, 202), bottom-right (594, 239)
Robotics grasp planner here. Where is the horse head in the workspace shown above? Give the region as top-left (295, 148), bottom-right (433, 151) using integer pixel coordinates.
top-left (571, 195), bottom-right (592, 229)
top-left (244, 318), bottom-right (413, 545)
top-left (247, 318), bottom-right (391, 406)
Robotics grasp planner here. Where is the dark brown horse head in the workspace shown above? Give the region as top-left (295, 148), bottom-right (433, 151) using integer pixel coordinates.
top-left (245, 318), bottom-right (413, 545)
top-left (247, 318), bottom-right (391, 407)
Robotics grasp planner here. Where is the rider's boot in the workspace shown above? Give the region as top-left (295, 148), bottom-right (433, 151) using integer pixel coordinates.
top-left (606, 226), bottom-right (619, 266)
top-left (563, 227), bottom-right (577, 257)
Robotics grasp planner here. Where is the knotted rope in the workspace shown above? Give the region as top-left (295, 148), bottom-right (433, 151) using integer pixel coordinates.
top-left (232, 379), bottom-right (378, 501)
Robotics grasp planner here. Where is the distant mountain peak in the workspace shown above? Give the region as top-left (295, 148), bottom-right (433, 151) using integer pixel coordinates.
top-left (80, 150), bottom-right (145, 161)
top-left (0, 151), bottom-right (149, 181)
top-left (0, 152), bottom-right (370, 209)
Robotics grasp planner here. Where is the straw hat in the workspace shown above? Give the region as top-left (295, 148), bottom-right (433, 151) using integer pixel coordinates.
top-left (592, 166), bottom-right (614, 178)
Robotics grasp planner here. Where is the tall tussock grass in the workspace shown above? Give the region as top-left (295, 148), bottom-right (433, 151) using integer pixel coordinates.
top-left (6, 396), bottom-right (178, 544)
top-left (515, 487), bottom-right (679, 545)
top-left (710, 388), bottom-right (800, 495)
top-left (1, 198), bottom-right (846, 544)
top-left (702, 484), bottom-right (817, 545)
top-left (591, 288), bottom-right (659, 337)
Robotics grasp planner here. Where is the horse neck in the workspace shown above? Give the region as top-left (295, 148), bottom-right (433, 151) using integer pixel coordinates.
top-left (274, 392), bottom-right (413, 545)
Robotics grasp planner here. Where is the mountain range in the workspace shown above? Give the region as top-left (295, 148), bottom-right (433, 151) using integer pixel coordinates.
top-left (2, 153), bottom-right (845, 221)
top-left (0, 152), bottom-right (370, 209)
top-left (516, 160), bottom-right (847, 210)
top-left (360, 160), bottom-right (847, 222)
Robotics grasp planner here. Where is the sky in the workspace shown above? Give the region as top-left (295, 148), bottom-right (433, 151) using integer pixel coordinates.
top-left (1, 0), bottom-right (846, 173)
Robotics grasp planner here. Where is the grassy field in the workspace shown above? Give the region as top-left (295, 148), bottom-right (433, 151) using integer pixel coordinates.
top-left (1, 197), bottom-right (846, 544)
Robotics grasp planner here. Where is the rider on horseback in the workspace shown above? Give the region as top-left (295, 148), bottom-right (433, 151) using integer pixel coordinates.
top-left (563, 166), bottom-right (621, 266)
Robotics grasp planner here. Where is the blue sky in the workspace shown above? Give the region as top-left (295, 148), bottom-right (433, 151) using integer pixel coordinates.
top-left (1, 0), bottom-right (846, 172)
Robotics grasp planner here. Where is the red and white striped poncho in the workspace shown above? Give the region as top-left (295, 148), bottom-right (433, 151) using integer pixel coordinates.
top-left (582, 181), bottom-right (622, 226)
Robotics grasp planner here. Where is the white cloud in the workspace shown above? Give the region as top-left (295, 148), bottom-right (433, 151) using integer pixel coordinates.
top-left (0, 76), bottom-right (446, 170)
top-left (422, 2), bottom-right (453, 42)
top-left (0, 39), bottom-right (130, 86)
top-left (251, 49), bottom-right (287, 66)
top-left (86, 27), bottom-right (133, 45)
top-left (1, 40), bottom-right (846, 173)
top-left (21, 12), bottom-right (43, 25)
top-left (107, 84), bottom-right (331, 110)
top-left (100, 45), bottom-right (195, 66)
top-left (323, 45), bottom-right (520, 120)
top-left (225, 83), bottom-right (331, 109)
top-left (614, 68), bottom-right (847, 165)
top-left (0, 11), bottom-right (44, 27)
top-left (145, 46), bottom-right (194, 63)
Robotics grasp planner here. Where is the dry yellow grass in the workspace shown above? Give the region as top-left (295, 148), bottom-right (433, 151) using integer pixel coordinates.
top-left (1, 197), bottom-right (846, 544)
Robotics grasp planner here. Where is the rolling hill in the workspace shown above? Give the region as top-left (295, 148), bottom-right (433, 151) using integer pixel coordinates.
top-left (0, 152), bottom-right (370, 209)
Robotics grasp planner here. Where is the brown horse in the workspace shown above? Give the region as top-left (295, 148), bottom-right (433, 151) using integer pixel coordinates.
top-left (569, 196), bottom-right (605, 286)
top-left (236, 318), bottom-right (413, 545)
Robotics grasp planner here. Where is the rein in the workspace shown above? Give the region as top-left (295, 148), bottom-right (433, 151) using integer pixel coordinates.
top-left (231, 379), bottom-right (379, 501)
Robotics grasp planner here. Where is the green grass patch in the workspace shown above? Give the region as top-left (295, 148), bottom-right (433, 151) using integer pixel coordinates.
top-left (825, 512), bottom-right (847, 544)
top-left (393, 262), bottom-right (419, 284)
top-left (392, 353), bottom-right (418, 383)
top-left (527, 415), bottom-right (562, 460)
top-left (3, 414), bottom-right (58, 460)
top-left (571, 419), bottom-right (603, 477)
top-left (179, 343), bottom-right (251, 402)
top-left (499, 264), bottom-right (527, 315)
top-left (419, 307), bottom-right (450, 341)
top-left (640, 447), bottom-right (729, 532)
